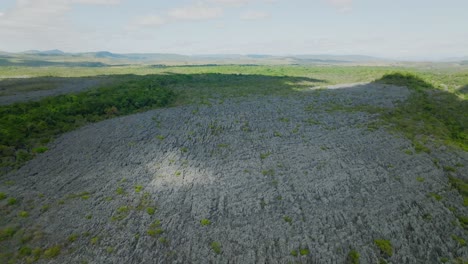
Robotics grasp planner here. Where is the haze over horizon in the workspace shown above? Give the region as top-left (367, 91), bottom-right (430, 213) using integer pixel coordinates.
top-left (0, 0), bottom-right (467, 60)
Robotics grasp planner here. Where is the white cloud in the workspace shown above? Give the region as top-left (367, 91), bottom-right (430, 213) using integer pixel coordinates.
top-left (326, 0), bottom-right (352, 12)
top-left (168, 5), bottom-right (224, 21)
top-left (0, 0), bottom-right (121, 51)
top-left (208, 0), bottom-right (277, 6)
top-left (126, 4), bottom-right (224, 31)
top-left (130, 15), bottom-right (166, 28)
top-left (207, 0), bottom-right (253, 6)
top-left (0, 12), bottom-right (4, 17)
top-left (72, 0), bottom-right (121, 4)
top-left (240, 10), bottom-right (269, 20)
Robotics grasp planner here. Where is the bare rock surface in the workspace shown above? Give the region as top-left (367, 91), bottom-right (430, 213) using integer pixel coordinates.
top-left (1, 83), bottom-right (468, 263)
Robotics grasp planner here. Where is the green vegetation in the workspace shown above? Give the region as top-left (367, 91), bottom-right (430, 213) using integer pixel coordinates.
top-left (134, 185), bottom-right (143, 193)
top-left (66, 191), bottom-right (91, 200)
top-left (0, 192), bottom-right (6, 200)
top-left (260, 152), bottom-right (271, 160)
top-left (428, 192), bottom-right (443, 201)
top-left (210, 241), bottom-right (222, 254)
top-left (43, 245), bottom-right (61, 258)
top-left (146, 207), bottom-right (156, 215)
top-left (147, 228), bottom-right (164, 237)
top-left (18, 246), bottom-right (32, 257)
top-left (18, 211), bottom-right (29, 218)
top-left (452, 234), bottom-right (466, 246)
top-left (158, 237), bottom-right (168, 244)
top-left (262, 169), bottom-right (275, 176)
top-left (299, 248), bottom-right (310, 256)
top-left (422, 213), bottom-right (432, 221)
top-left (283, 216), bottom-right (293, 224)
top-left (374, 239), bottom-right (393, 257)
top-left (449, 177), bottom-right (468, 208)
top-left (116, 186), bottom-right (126, 195)
top-left (290, 250), bottom-right (298, 257)
top-left (147, 220), bottom-right (164, 237)
top-left (377, 72), bottom-right (467, 151)
top-left (90, 236), bottom-right (99, 245)
top-left (7, 197), bottom-right (17, 205)
top-left (0, 226), bottom-right (17, 241)
top-left (444, 166), bottom-right (457, 172)
top-left (348, 249), bottom-right (360, 264)
top-left (40, 204), bottom-right (50, 212)
top-left (200, 219), bottom-right (211, 226)
top-left (273, 131), bottom-right (282, 137)
top-left (68, 233), bottom-right (79, 242)
top-left (32, 146), bottom-right (48, 153)
top-left (111, 205), bottom-right (131, 221)
top-left (416, 176), bottom-right (425, 182)
top-left (457, 216), bottom-right (468, 230)
top-left (0, 76), bottom-right (176, 173)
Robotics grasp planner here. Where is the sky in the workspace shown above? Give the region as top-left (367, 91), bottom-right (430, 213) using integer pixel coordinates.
top-left (0, 0), bottom-right (467, 60)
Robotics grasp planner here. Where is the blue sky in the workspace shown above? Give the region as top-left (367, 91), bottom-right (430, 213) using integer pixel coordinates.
top-left (0, 0), bottom-right (467, 59)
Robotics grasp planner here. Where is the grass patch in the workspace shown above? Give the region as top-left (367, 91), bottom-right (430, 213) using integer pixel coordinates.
top-left (200, 219), bottom-right (211, 226)
top-left (7, 197), bottom-right (17, 205)
top-left (68, 234), bottom-right (79, 242)
top-left (147, 220), bottom-right (163, 237)
top-left (90, 236), bottom-right (99, 245)
top-left (210, 241), bottom-right (222, 254)
top-left (428, 192), bottom-right (443, 201)
top-left (43, 245), bottom-right (61, 258)
top-left (283, 216), bottom-right (293, 224)
top-left (111, 205), bottom-right (131, 221)
top-left (444, 166), bottom-right (457, 172)
top-left (146, 207), bottom-right (156, 215)
top-left (66, 191), bottom-right (91, 200)
top-left (416, 176), bottom-right (425, 182)
top-left (299, 248), bottom-right (310, 256)
top-left (452, 234), bottom-right (466, 246)
top-left (18, 211), bottom-right (29, 218)
top-left (374, 239), bottom-right (393, 257)
top-left (262, 169), bottom-right (275, 176)
top-left (0, 226), bottom-right (17, 241)
top-left (0, 192), bottom-right (6, 200)
top-left (116, 186), bottom-right (126, 195)
top-left (147, 228), bottom-right (164, 237)
top-left (158, 237), bottom-right (168, 244)
top-left (348, 249), bottom-right (360, 264)
top-left (273, 131), bottom-right (282, 137)
top-left (260, 152), bottom-right (271, 160)
top-left (106, 247), bottom-right (115, 254)
top-left (134, 185), bottom-right (143, 193)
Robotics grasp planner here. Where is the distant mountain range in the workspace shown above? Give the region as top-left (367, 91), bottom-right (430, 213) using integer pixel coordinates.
top-left (0, 50), bottom-right (466, 66)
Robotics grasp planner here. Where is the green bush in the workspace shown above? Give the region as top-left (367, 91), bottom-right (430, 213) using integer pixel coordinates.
top-left (43, 245), bottom-right (61, 258)
top-left (374, 239), bottom-right (393, 257)
top-left (348, 249), bottom-right (360, 264)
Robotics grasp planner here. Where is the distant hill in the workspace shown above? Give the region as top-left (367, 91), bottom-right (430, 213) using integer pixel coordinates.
top-left (0, 50), bottom-right (392, 66)
top-left (23, 49), bottom-right (65, 56)
top-left (292, 54), bottom-right (386, 62)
